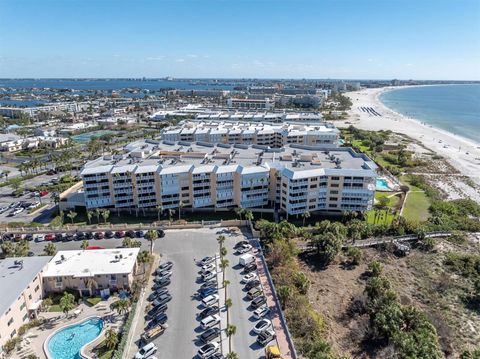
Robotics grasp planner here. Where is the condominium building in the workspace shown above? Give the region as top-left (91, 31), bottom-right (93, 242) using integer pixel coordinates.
top-left (226, 98), bottom-right (274, 110)
top-left (161, 121), bottom-right (339, 148)
top-left (80, 140), bottom-right (376, 215)
top-left (0, 257), bottom-right (51, 351)
top-left (42, 248), bottom-right (140, 297)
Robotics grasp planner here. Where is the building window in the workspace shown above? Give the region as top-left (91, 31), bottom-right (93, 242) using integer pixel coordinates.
top-left (331, 184), bottom-right (339, 188)
top-left (331, 176), bottom-right (340, 180)
top-left (20, 302), bottom-right (26, 311)
top-left (7, 318), bottom-right (14, 326)
top-left (23, 313), bottom-right (28, 322)
top-left (329, 197), bottom-right (338, 201)
top-left (331, 190), bottom-right (339, 194)
top-left (29, 294), bottom-right (32, 300)
top-left (10, 329), bottom-right (16, 338)
top-left (34, 285), bottom-right (40, 292)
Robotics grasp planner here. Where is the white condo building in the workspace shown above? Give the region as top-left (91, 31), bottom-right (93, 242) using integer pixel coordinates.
top-left (80, 139), bottom-right (377, 216)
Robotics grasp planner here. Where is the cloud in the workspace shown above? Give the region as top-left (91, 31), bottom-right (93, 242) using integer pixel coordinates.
top-left (187, 54), bottom-right (199, 58)
top-left (176, 58), bottom-right (185, 63)
top-left (146, 56), bottom-right (166, 61)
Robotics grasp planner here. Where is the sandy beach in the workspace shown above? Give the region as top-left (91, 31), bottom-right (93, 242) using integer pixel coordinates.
top-left (339, 87), bottom-right (480, 190)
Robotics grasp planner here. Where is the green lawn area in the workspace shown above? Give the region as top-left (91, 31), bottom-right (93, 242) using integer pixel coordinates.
top-left (365, 210), bottom-right (397, 225)
top-left (94, 341), bottom-right (113, 359)
top-left (48, 304), bottom-right (62, 312)
top-left (375, 192), bottom-right (400, 207)
top-left (399, 175), bottom-right (423, 191)
top-left (85, 297), bottom-right (102, 306)
top-left (403, 191), bottom-right (430, 222)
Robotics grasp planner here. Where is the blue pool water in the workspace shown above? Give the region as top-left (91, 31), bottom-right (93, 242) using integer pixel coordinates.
top-left (71, 130), bottom-right (116, 143)
top-left (47, 317), bottom-right (104, 359)
top-left (376, 179), bottom-right (391, 191)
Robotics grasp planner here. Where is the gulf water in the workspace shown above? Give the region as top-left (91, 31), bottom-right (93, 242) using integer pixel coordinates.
top-left (379, 84), bottom-right (480, 144)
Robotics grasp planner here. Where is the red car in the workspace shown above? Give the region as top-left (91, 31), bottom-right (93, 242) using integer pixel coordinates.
top-left (39, 191), bottom-right (49, 197)
top-left (45, 233), bottom-right (55, 241)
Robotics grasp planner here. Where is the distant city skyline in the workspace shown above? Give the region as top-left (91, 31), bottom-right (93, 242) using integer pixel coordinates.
top-left (0, 0), bottom-right (479, 80)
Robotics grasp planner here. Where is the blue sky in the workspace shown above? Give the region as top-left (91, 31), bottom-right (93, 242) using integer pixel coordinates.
top-left (0, 0), bottom-right (479, 79)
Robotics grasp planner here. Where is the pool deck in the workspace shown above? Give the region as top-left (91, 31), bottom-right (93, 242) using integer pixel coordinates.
top-left (12, 296), bottom-right (123, 359)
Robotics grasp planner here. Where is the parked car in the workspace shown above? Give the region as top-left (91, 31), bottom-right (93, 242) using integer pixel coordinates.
top-left (157, 261), bottom-right (173, 271)
top-left (198, 342), bottom-right (219, 358)
top-left (202, 271), bottom-right (216, 281)
top-left (94, 232), bottom-right (104, 240)
top-left (201, 263), bottom-right (216, 274)
top-left (35, 234), bottom-right (45, 242)
top-left (245, 279), bottom-right (261, 291)
top-left (199, 327), bottom-right (221, 344)
top-left (27, 251), bottom-right (35, 257)
top-left (202, 294), bottom-right (219, 308)
top-left (247, 287), bottom-right (263, 300)
top-left (251, 295), bottom-right (267, 309)
top-left (197, 305), bottom-right (219, 320)
top-left (136, 230), bottom-right (145, 237)
top-left (105, 231), bottom-right (114, 239)
top-left (155, 268), bottom-right (172, 277)
top-left (200, 314), bottom-right (220, 330)
top-left (145, 303), bottom-right (168, 321)
top-left (134, 342), bottom-right (157, 359)
top-left (39, 190), bottom-right (49, 197)
top-left (253, 305), bottom-right (270, 319)
top-left (200, 280), bottom-right (217, 290)
top-left (75, 232), bottom-right (86, 241)
top-left (145, 313), bottom-right (168, 330)
top-left (208, 353), bottom-right (224, 359)
top-left (199, 256), bottom-right (215, 266)
top-left (253, 319), bottom-right (272, 334)
top-left (152, 293), bottom-right (172, 307)
top-left (234, 240), bottom-right (249, 249)
top-left (64, 233), bottom-right (75, 242)
top-left (237, 244), bottom-right (252, 254)
top-left (241, 273), bottom-right (258, 284)
top-left (45, 233), bottom-right (55, 241)
top-left (243, 262), bottom-right (257, 274)
top-left (25, 234), bottom-right (34, 241)
top-left (115, 231), bottom-right (125, 238)
top-left (148, 288), bottom-right (169, 301)
top-left (157, 229), bottom-right (165, 238)
top-left (257, 328), bottom-right (276, 346)
top-left (126, 230), bottom-right (136, 238)
top-left (199, 287), bottom-right (217, 299)
top-left (85, 232), bottom-right (94, 240)
top-left (54, 233), bottom-right (64, 242)
top-left (153, 277), bottom-right (171, 287)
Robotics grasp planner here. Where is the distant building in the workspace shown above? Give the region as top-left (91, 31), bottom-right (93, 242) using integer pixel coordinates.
top-left (391, 79), bottom-right (401, 86)
top-left (42, 248), bottom-right (140, 297)
top-left (0, 257), bottom-right (51, 351)
top-left (226, 98), bottom-right (274, 110)
top-left (0, 102), bottom-right (88, 118)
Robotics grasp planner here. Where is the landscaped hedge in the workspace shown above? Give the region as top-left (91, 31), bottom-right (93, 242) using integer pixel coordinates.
top-left (111, 301), bottom-right (137, 359)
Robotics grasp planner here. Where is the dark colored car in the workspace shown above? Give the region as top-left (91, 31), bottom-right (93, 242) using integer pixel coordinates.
top-left (199, 327), bottom-right (221, 344)
top-left (64, 233), bottom-right (75, 242)
top-left (25, 234), bottom-right (34, 241)
top-left (197, 305), bottom-right (219, 320)
top-left (199, 287), bottom-right (217, 298)
top-left (245, 279), bottom-right (261, 291)
top-left (152, 293), bottom-right (172, 307)
top-left (200, 280), bottom-right (217, 290)
top-left (135, 230), bottom-right (145, 238)
top-left (105, 231), bottom-right (114, 239)
top-left (145, 312), bottom-right (167, 330)
top-left (85, 232), bottom-right (94, 240)
top-left (148, 288), bottom-right (169, 301)
top-left (115, 231), bottom-right (125, 238)
top-left (54, 233), bottom-right (63, 242)
top-left (145, 303), bottom-right (168, 321)
top-left (126, 230), bottom-right (136, 238)
top-left (153, 277), bottom-right (171, 288)
top-left (95, 232), bottom-right (104, 240)
top-left (76, 232), bottom-right (86, 241)
top-left (157, 229), bottom-right (165, 238)
top-left (243, 262), bottom-right (257, 274)
top-left (157, 261), bottom-right (173, 271)
top-left (251, 295), bottom-right (267, 309)
top-left (27, 251), bottom-right (35, 257)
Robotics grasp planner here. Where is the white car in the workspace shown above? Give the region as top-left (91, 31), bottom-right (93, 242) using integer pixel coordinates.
top-left (202, 271), bottom-right (216, 281)
top-left (200, 314), bottom-right (220, 330)
top-left (237, 244), bottom-right (252, 254)
top-left (253, 319), bottom-right (272, 334)
top-left (202, 294), bottom-right (219, 307)
top-left (12, 207), bottom-right (25, 215)
top-left (241, 273), bottom-right (258, 284)
top-left (35, 234), bottom-right (45, 242)
top-left (253, 305), bottom-right (270, 319)
top-left (201, 263), bottom-right (216, 273)
top-left (198, 342), bottom-right (219, 358)
top-left (134, 343), bottom-right (157, 359)
top-left (199, 256), bottom-right (215, 266)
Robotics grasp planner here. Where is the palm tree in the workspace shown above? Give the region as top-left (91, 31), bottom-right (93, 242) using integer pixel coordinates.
top-left (122, 237), bottom-right (133, 248)
top-left (44, 242), bottom-right (57, 256)
top-left (113, 299), bottom-right (130, 315)
top-left (95, 208), bottom-right (101, 223)
top-left (220, 246), bottom-right (227, 258)
top-left (59, 292), bottom-right (75, 317)
top-left (156, 205), bottom-right (164, 222)
top-left (220, 258), bottom-right (229, 285)
top-left (226, 353), bottom-right (239, 359)
top-left (145, 229), bottom-right (158, 254)
top-left (168, 208), bottom-right (175, 222)
top-left (217, 235), bottom-right (226, 254)
top-left (277, 285), bottom-right (292, 310)
top-left (178, 201), bottom-right (184, 220)
top-left (244, 210), bottom-right (254, 222)
top-left (137, 250), bottom-right (151, 274)
top-left (226, 324), bottom-right (237, 354)
top-left (104, 328), bottom-right (118, 350)
top-left (67, 210), bottom-right (77, 224)
top-left (86, 210), bottom-right (93, 225)
top-left (301, 210), bottom-right (311, 226)
top-left (101, 209), bottom-right (110, 224)
top-left (235, 208), bottom-right (244, 220)
top-left (81, 240), bottom-right (89, 250)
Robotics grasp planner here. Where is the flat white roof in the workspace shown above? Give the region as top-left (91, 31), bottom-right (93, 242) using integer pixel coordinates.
top-left (43, 248), bottom-right (140, 278)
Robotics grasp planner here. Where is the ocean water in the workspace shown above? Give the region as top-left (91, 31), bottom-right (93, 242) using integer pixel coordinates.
top-left (379, 84), bottom-right (480, 144)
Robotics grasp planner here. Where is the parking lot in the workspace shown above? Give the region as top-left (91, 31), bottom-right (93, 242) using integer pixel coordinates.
top-left (1, 226), bottom-right (281, 359)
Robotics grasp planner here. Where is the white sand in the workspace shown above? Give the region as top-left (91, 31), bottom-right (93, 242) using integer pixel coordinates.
top-left (339, 87), bottom-right (480, 189)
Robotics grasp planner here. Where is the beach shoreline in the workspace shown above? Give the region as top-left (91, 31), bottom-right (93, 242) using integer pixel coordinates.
top-left (338, 87), bottom-right (480, 188)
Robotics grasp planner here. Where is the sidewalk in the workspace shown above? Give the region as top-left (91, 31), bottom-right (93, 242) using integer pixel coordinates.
top-left (253, 244), bottom-right (296, 359)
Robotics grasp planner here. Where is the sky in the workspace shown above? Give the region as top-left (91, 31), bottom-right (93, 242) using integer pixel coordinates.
top-left (0, 0), bottom-right (479, 80)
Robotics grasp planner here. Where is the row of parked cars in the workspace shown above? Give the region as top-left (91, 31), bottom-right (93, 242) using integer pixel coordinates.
top-left (195, 255), bottom-right (224, 359)
top-left (3, 229), bottom-right (165, 243)
top-left (0, 201), bottom-right (41, 216)
top-left (134, 260), bottom-right (174, 359)
top-left (235, 241), bottom-right (277, 347)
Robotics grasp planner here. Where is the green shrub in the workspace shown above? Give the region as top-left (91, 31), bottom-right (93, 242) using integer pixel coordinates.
top-left (86, 297), bottom-right (102, 306)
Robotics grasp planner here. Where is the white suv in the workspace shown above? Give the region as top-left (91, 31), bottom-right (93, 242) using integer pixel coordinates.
top-left (200, 314), bottom-right (220, 330)
top-left (135, 343), bottom-right (157, 359)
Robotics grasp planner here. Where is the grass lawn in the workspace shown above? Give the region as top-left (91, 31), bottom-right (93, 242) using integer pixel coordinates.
top-left (94, 341), bottom-right (114, 359)
top-left (85, 297), bottom-right (102, 306)
top-left (48, 304), bottom-right (62, 312)
top-left (403, 191), bottom-right (430, 222)
top-left (375, 192), bottom-right (400, 207)
top-left (365, 210), bottom-right (397, 225)
top-left (399, 175), bottom-right (423, 191)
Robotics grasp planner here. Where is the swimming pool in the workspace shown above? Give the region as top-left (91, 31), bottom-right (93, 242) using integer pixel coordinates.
top-left (376, 178), bottom-right (392, 191)
top-left (46, 317), bottom-right (104, 359)
top-left (71, 130), bottom-right (116, 143)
